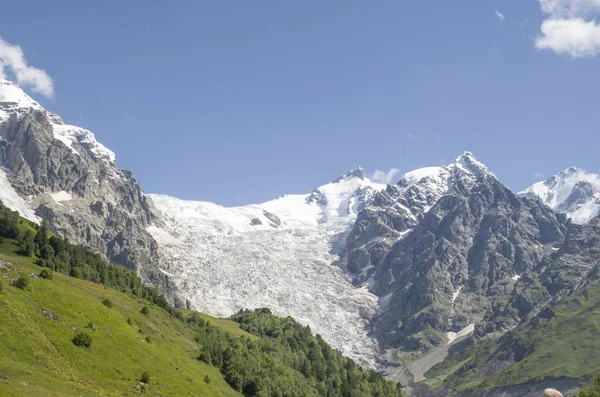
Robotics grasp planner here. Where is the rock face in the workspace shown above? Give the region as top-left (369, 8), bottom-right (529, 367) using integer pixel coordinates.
top-left (344, 153), bottom-right (570, 352)
top-left (0, 79), bottom-right (161, 283)
top-left (372, 169), bottom-right (567, 350)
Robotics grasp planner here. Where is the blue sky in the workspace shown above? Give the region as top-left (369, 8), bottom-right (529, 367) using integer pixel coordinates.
top-left (2, 1), bottom-right (600, 205)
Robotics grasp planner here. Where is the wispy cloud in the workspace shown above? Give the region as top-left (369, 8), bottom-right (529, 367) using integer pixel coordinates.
top-left (0, 38), bottom-right (54, 98)
top-left (535, 0), bottom-right (600, 58)
top-left (371, 168), bottom-right (401, 185)
top-left (407, 132), bottom-right (415, 140)
top-left (495, 10), bottom-right (505, 21)
top-left (533, 171), bottom-right (545, 179)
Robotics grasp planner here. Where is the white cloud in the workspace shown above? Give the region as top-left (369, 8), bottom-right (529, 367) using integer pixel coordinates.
top-left (371, 168), bottom-right (401, 185)
top-left (495, 10), bottom-right (505, 21)
top-left (540, 0), bottom-right (600, 17)
top-left (533, 171), bottom-right (545, 179)
top-left (536, 18), bottom-right (600, 57)
top-left (536, 0), bottom-right (600, 58)
top-left (0, 38), bottom-right (54, 98)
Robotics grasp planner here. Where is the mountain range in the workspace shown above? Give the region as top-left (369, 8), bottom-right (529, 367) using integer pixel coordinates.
top-left (2, 78), bottom-right (600, 395)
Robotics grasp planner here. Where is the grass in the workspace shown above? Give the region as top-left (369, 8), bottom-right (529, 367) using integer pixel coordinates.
top-left (0, 239), bottom-right (242, 397)
top-left (484, 286), bottom-right (600, 387)
top-left (429, 286), bottom-right (600, 393)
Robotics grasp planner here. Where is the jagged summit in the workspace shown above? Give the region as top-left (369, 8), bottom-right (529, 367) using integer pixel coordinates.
top-left (333, 167), bottom-right (365, 183)
top-left (454, 150), bottom-right (489, 175)
top-left (520, 167), bottom-right (600, 224)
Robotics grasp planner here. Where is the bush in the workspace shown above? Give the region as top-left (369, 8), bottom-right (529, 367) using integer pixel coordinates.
top-left (72, 331), bottom-right (92, 348)
top-left (0, 279), bottom-right (3, 292)
top-left (145, 336), bottom-right (151, 343)
top-left (13, 275), bottom-right (30, 290)
top-left (127, 317), bottom-right (134, 325)
top-left (69, 267), bottom-right (82, 278)
top-left (141, 371), bottom-right (150, 384)
top-left (102, 298), bottom-right (113, 308)
top-left (140, 306), bottom-right (150, 316)
top-left (39, 269), bottom-right (53, 280)
top-left (204, 375), bottom-right (211, 384)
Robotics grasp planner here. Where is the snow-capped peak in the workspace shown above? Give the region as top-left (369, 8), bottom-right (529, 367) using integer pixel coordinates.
top-left (520, 167), bottom-right (600, 224)
top-left (0, 79), bottom-right (44, 122)
top-left (0, 79), bottom-right (116, 163)
top-left (398, 151), bottom-right (491, 190)
top-left (454, 151), bottom-right (489, 176)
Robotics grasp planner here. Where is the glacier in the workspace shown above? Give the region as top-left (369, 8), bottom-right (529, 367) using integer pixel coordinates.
top-left (148, 172), bottom-right (387, 369)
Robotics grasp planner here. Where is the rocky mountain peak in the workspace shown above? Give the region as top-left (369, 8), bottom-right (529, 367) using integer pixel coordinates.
top-left (0, 79), bottom-right (163, 288)
top-left (333, 167), bottom-right (365, 183)
top-left (454, 151), bottom-right (490, 176)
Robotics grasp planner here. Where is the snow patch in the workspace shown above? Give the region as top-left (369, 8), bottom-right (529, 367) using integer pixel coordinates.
top-left (452, 286), bottom-right (464, 304)
top-left (51, 191), bottom-right (72, 202)
top-left (0, 168), bottom-right (40, 222)
top-left (447, 323), bottom-right (475, 344)
top-left (147, 225), bottom-right (182, 247)
top-left (52, 124), bottom-right (116, 162)
top-left (159, 267), bottom-right (175, 277)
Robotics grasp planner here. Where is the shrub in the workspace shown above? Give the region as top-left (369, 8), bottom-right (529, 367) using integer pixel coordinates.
top-left (72, 331), bottom-right (92, 348)
top-left (204, 375), bottom-right (211, 384)
top-left (69, 267), bottom-right (82, 278)
top-left (198, 350), bottom-right (211, 364)
top-left (127, 317), bottom-right (134, 325)
top-left (102, 298), bottom-right (113, 308)
top-left (39, 269), bottom-right (53, 280)
top-left (140, 306), bottom-right (150, 316)
top-left (13, 275), bottom-right (30, 290)
top-left (141, 371), bottom-right (150, 384)
top-left (0, 279), bottom-right (3, 292)
top-left (145, 336), bottom-right (151, 343)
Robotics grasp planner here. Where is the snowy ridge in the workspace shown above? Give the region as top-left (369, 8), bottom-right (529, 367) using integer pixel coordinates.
top-left (520, 167), bottom-right (600, 224)
top-left (0, 78), bottom-right (115, 163)
top-left (148, 170), bottom-right (386, 369)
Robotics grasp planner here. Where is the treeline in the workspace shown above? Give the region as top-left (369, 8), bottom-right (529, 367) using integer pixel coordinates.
top-left (189, 308), bottom-right (404, 397)
top-left (0, 201), bottom-right (169, 310)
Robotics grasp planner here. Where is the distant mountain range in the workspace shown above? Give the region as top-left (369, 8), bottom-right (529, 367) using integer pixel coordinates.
top-left (2, 78), bottom-right (600, 395)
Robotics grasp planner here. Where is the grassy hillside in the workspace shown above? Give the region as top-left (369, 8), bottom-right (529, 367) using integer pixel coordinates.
top-left (0, 245), bottom-right (243, 397)
top-left (425, 285), bottom-right (600, 393)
